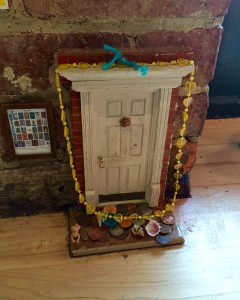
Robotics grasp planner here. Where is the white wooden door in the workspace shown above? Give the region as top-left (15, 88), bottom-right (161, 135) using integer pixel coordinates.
top-left (92, 89), bottom-right (153, 203)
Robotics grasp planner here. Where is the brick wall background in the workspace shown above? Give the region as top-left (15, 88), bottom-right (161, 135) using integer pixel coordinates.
top-left (0, 0), bottom-right (231, 216)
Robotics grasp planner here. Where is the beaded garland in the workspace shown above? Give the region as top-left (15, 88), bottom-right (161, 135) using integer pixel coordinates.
top-left (55, 58), bottom-right (196, 224)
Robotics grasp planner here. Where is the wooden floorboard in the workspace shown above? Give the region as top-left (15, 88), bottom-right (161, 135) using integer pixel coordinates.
top-left (0, 119), bottom-right (240, 300)
top-left (196, 143), bottom-right (240, 164)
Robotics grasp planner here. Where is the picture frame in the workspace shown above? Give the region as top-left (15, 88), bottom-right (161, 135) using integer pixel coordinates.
top-left (1, 102), bottom-right (57, 159)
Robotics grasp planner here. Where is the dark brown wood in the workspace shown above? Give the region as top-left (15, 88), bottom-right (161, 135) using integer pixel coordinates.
top-left (99, 192), bottom-right (145, 203)
top-left (0, 102), bottom-right (57, 160)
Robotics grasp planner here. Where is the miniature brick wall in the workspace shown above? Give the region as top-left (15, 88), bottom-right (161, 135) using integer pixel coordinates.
top-left (57, 52), bottom-right (188, 204)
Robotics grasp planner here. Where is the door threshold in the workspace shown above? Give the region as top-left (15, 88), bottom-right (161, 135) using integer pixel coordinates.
top-left (98, 199), bottom-right (146, 207)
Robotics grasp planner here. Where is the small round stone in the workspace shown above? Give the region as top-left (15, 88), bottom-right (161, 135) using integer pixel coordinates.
top-left (110, 225), bottom-right (124, 237)
top-left (115, 229), bottom-right (131, 240)
top-left (87, 228), bottom-right (101, 241)
top-left (119, 219), bottom-right (133, 229)
top-left (98, 230), bottom-right (110, 242)
top-left (134, 219), bottom-right (146, 226)
top-left (159, 223), bottom-right (172, 234)
top-left (103, 205), bottom-right (117, 214)
top-left (155, 233), bottom-right (171, 245)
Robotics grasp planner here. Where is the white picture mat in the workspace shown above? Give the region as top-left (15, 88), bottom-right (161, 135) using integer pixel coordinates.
top-left (7, 108), bottom-right (51, 155)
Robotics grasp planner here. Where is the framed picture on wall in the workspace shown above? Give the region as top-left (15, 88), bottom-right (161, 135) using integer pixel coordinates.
top-left (1, 103), bottom-right (56, 159)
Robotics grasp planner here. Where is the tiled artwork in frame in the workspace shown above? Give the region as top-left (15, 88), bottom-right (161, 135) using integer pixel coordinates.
top-left (1, 103), bottom-right (56, 159)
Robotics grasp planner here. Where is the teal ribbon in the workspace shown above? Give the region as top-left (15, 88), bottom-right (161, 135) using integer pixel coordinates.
top-left (102, 44), bottom-right (148, 76)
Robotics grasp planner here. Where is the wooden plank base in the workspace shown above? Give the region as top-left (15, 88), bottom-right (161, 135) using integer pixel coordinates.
top-left (69, 209), bottom-right (184, 257)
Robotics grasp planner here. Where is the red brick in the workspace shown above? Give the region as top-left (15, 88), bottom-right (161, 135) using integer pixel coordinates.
top-left (70, 91), bottom-right (80, 100)
top-left (123, 52), bottom-right (133, 61)
top-left (170, 101), bottom-right (177, 109)
top-left (171, 95), bottom-right (179, 102)
top-left (163, 154), bottom-right (170, 163)
top-left (69, 54), bottom-right (77, 64)
top-left (73, 136), bottom-right (83, 144)
top-left (172, 88), bottom-right (180, 95)
top-left (71, 115), bottom-right (81, 123)
top-left (72, 122), bottom-right (82, 131)
top-left (160, 178), bottom-right (167, 185)
top-left (71, 107), bottom-right (81, 115)
top-left (75, 163), bottom-right (84, 170)
top-left (74, 149), bottom-right (83, 157)
top-left (85, 53), bottom-right (97, 64)
top-left (169, 108), bottom-right (177, 116)
top-left (164, 144), bottom-right (171, 151)
top-left (75, 160), bottom-right (84, 168)
top-left (167, 124), bottom-right (174, 132)
top-left (138, 28), bottom-right (223, 86)
top-left (96, 52), bottom-right (105, 63)
top-left (71, 99), bottom-right (81, 111)
top-left (74, 144), bottom-right (83, 151)
top-left (23, 0), bottom-right (231, 19)
top-left (167, 114), bottom-right (176, 124)
top-left (58, 53), bottom-right (69, 64)
top-left (74, 158), bottom-right (84, 166)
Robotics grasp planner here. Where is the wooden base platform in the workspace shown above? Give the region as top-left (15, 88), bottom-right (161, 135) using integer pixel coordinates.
top-left (69, 209), bottom-right (184, 257)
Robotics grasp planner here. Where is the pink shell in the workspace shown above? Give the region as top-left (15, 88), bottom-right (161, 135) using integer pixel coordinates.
top-left (145, 220), bottom-right (161, 237)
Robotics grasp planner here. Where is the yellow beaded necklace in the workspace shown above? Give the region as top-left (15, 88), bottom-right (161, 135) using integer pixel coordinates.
top-left (55, 59), bottom-right (196, 223)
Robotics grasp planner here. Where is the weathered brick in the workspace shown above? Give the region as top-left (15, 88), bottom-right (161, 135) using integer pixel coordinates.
top-left (0, 33), bottom-right (130, 95)
top-left (23, 0), bottom-right (231, 19)
top-left (0, 27), bottom-right (222, 95)
top-left (138, 27), bottom-right (223, 86)
top-left (173, 92), bottom-right (209, 138)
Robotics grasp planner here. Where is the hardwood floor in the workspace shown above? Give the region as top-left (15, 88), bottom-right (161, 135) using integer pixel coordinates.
top-left (0, 119), bottom-right (240, 300)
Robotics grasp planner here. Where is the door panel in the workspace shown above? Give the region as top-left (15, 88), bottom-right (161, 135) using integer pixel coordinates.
top-left (92, 89), bottom-right (153, 202)
top-left (107, 126), bottom-right (121, 157)
top-left (130, 125), bottom-right (143, 156)
top-left (127, 165), bottom-right (141, 192)
top-left (107, 167), bottom-right (120, 194)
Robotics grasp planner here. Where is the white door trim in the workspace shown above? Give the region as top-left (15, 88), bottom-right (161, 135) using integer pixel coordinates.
top-left (80, 91), bottom-right (96, 207)
top-left (145, 88), bottom-right (172, 207)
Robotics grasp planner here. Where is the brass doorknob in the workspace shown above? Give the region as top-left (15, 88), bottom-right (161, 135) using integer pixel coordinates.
top-left (119, 116), bottom-right (131, 127)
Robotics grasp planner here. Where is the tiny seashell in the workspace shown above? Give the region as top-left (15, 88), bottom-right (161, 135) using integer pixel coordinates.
top-left (145, 220), bottom-right (161, 237)
top-left (132, 224), bottom-right (145, 237)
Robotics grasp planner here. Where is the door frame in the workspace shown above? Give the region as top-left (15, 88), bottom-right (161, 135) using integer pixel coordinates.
top-left (79, 87), bottom-right (172, 208)
top-left (59, 65), bottom-right (194, 208)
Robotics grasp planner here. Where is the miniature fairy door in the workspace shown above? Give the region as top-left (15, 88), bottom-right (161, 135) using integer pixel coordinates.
top-left (59, 63), bottom-right (194, 208)
top-left (91, 89), bottom-right (153, 203)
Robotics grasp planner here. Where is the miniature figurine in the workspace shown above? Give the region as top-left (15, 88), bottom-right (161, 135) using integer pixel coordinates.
top-left (71, 223), bottom-right (81, 244)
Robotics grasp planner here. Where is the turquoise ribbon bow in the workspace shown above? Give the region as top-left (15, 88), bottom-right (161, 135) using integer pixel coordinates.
top-left (102, 44), bottom-right (149, 76)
